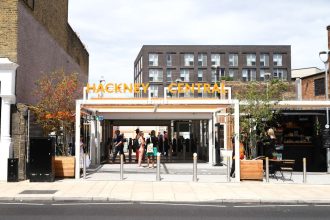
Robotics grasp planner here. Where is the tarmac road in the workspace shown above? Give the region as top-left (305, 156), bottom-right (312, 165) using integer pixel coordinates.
top-left (0, 202), bottom-right (329, 220)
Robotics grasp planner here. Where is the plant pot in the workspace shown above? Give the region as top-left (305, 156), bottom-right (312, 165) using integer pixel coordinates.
top-left (54, 156), bottom-right (75, 178)
top-left (240, 160), bottom-right (263, 181)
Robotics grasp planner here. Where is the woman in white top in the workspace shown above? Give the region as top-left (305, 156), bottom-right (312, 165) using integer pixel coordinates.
top-left (137, 131), bottom-right (145, 167)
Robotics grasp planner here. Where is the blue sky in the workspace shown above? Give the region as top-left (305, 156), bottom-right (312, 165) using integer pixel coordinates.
top-left (68, 0), bottom-right (330, 84)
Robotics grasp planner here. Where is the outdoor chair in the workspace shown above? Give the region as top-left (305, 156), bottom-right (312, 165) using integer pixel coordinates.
top-left (279, 160), bottom-right (295, 181)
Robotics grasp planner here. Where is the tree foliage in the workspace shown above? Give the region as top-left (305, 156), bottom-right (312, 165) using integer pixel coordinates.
top-left (236, 80), bottom-right (288, 158)
top-left (31, 70), bottom-right (80, 137)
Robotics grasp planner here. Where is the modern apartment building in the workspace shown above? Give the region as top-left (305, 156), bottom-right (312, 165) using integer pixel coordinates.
top-left (134, 45), bottom-right (291, 97)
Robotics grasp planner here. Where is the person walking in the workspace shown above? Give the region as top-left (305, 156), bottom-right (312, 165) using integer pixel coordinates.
top-left (146, 130), bottom-right (158, 168)
top-left (137, 131), bottom-right (145, 167)
top-left (128, 138), bottom-right (133, 163)
top-left (134, 128), bottom-right (140, 162)
top-left (163, 131), bottom-right (169, 159)
top-left (112, 130), bottom-right (124, 163)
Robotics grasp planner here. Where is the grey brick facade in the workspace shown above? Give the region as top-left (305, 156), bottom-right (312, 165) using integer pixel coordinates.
top-left (134, 45), bottom-right (291, 97)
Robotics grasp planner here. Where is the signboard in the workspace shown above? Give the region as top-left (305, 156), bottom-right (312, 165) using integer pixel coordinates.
top-left (86, 82), bottom-right (226, 95)
top-left (322, 128), bottom-right (330, 148)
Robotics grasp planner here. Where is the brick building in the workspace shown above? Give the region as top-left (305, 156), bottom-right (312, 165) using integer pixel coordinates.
top-left (299, 25), bottom-right (330, 100)
top-left (134, 45), bottom-right (291, 97)
top-left (0, 0), bottom-right (89, 180)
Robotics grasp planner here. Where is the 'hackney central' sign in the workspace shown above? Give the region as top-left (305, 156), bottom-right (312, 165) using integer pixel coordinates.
top-left (86, 82), bottom-right (226, 94)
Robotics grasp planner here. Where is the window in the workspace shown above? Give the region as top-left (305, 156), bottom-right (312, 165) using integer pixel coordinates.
top-left (211, 54), bottom-right (221, 66)
top-left (260, 69), bottom-right (265, 81)
top-left (229, 54), bottom-right (238, 67)
top-left (246, 54), bottom-right (256, 66)
top-left (314, 78), bottom-right (325, 96)
top-left (198, 70), bottom-right (203, 82)
top-left (184, 54), bottom-right (194, 66)
top-left (260, 54), bottom-right (269, 67)
top-left (242, 69), bottom-right (256, 81)
top-left (149, 53), bottom-right (158, 66)
top-left (149, 85), bottom-right (159, 97)
top-left (228, 69), bottom-right (235, 78)
top-left (273, 54), bottom-right (282, 66)
top-left (198, 53), bottom-right (207, 67)
top-left (273, 68), bottom-right (287, 81)
top-left (180, 69), bottom-right (190, 81)
top-left (166, 54), bottom-right (172, 66)
top-left (166, 69), bottom-right (172, 82)
top-left (149, 69), bottom-right (163, 82)
top-left (211, 68), bottom-right (225, 81)
top-left (211, 69), bottom-right (217, 82)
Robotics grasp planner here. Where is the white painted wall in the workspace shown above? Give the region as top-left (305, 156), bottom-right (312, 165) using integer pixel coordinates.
top-left (0, 58), bottom-right (18, 181)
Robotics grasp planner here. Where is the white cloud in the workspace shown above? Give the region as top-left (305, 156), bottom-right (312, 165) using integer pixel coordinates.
top-left (68, 0), bottom-right (330, 84)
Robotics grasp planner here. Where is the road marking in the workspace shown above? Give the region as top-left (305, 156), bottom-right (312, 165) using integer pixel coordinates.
top-left (233, 204), bottom-right (309, 208)
top-left (0, 202), bottom-right (44, 206)
top-left (52, 202), bottom-right (135, 206)
top-left (314, 204), bottom-right (330, 207)
top-left (140, 202), bottom-right (226, 208)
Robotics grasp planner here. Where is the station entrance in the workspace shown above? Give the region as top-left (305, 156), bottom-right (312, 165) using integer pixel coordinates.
top-left (101, 119), bottom-right (211, 163)
top-left (74, 98), bottom-right (241, 181)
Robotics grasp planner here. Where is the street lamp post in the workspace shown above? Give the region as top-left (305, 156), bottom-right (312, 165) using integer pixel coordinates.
top-left (319, 50), bottom-right (330, 173)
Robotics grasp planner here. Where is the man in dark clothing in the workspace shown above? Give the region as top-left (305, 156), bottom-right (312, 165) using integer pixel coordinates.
top-left (163, 131), bottom-right (169, 158)
top-left (112, 130), bottom-right (124, 163)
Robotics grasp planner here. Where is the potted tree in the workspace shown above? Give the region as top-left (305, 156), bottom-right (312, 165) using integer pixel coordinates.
top-left (236, 80), bottom-right (288, 180)
top-left (30, 70), bottom-right (80, 178)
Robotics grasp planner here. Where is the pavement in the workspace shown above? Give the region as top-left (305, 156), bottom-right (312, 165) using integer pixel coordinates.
top-left (1, 163), bottom-right (330, 204)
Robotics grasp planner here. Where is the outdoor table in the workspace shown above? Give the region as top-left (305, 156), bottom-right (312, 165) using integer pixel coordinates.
top-left (269, 159), bottom-right (295, 181)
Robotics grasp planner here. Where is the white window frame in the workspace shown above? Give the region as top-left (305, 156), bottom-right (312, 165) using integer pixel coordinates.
top-left (184, 54), bottom-right (194, 66)
top-left (273, 54), bottom-right (282, 66)
top-left (228, 69), bottom-right (235, 78)
top-left (166, 69), bottom-right (172, 82)
top-left (246, 54), bottom-right (256, 66)
top-left (273, 68), bottom-right (287, 81)
top-left (198, 53), bottom-right (207, 67)
top-left (211, 54), bottom-right (221, 66)
top-left (149, 69), bottom-right (163, 82)
top-left (180, 69), bottom-right (190, 81)
top-left (149, 53), bottom-right (158, 66)
top-left (198, 69), bottom-right (203, 82)
top-left (242, 69), bottom-right (256, 81)
top-left (149, 85), bottom-right (159, 97)
top-left (260, 54), bottom-right (269, 67)
top-left (229, 54), bottom-right (238, 67)
top-left (166, 54), bottom-right (172, 66)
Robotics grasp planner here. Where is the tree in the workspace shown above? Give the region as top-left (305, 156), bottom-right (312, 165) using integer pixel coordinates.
top-left (236, 80), bottom-right (288, 158)
top-left (31, 70), bottom-right (81, 155)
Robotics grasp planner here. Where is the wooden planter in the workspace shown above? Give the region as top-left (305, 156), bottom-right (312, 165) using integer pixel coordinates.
top-left (55, 156), bottom-right (75, 178)
top-left (240, 160), bottom-right (263, 181)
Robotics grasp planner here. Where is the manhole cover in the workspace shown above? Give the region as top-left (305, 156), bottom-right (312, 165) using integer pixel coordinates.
top-left (19, 190), bottom-right (57, 194)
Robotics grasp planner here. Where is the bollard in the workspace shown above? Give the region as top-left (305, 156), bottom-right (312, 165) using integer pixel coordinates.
top-left (156, 152), bottom-right (161, 181)
top-left (266, 157), bottom-right (269, 183)
top-left (83, 153), bottom-right (86, 179)
top-left (120, 154), bottom-right (124, 180)
top-left (227, 156), bottom-right (230, 182)
top-left (193, 153), bottom-right (198, 182)
top-left (303, 158), bottom-right (307, 183)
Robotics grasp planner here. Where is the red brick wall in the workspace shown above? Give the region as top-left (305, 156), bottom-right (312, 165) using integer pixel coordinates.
top-left (301, 74), bottom-right (328, 100)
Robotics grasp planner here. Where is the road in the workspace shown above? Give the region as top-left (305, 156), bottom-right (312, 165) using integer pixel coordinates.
top-left (0, 202), bottom-right (329, 220)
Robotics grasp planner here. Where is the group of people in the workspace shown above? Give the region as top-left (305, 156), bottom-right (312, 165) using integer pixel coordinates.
top-left (229, 127), bottom-right (277, 178)
top-left (110, 128), bottom-right (169, 168)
